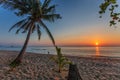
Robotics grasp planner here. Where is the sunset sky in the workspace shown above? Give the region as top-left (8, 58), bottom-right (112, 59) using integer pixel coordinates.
top-left (0, 0), bottom-right (120, 46)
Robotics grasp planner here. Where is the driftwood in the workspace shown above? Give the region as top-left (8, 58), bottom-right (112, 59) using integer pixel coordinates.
top-left (67, 64), bottom-right (82, 80)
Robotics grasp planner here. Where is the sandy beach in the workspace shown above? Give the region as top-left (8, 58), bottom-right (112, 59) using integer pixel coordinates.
top-left (0, 50), bottom-right (120, 80)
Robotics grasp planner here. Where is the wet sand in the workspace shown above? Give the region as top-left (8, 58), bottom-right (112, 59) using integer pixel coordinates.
top-left (0, 50), bottom-right (120, 80)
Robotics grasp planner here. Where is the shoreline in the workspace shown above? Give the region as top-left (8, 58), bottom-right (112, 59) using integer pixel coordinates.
top-left (1, 50), bottom-right (120, 59)
top-left (0, 50), bottom-right (120, 80)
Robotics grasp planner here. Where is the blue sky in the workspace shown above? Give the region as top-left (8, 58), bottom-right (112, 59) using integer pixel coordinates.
top-left (0, 0), bottom-right (120, 46)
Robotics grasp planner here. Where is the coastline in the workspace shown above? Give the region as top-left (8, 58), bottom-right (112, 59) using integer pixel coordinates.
top-left (1, 49), bottom-right (120, 58)
top-left (0, 50), bottom-right (120, 80)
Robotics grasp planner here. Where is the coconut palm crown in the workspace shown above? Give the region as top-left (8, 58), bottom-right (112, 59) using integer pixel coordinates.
top-left (0, 0), bottom-right (61, 67)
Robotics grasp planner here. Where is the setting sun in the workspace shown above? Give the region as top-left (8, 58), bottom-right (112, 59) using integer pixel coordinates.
top-left (95, 42), bottom-right (99, 46)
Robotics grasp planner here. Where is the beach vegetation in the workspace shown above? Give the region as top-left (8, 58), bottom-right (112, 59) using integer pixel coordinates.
top-left (51, 47), bottom-right (72, 73)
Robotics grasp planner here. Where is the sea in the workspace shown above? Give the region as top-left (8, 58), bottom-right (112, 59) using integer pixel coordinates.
top-left (0, 46), bottom-right (120, 57)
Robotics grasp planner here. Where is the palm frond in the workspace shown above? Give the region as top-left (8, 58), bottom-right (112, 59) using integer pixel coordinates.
top-left (15, 28), bottom-right (20, 34)
top-left (42, 14), bottom-right (61, 22)
top-left (15, 20), bottom-right (31, 34)
top-left (43, 4), bottom-right (56, 14)
top-left (22, 22), bottom-right (32, 33)
top-left (1, 0), bottom-right (21, 10)
top-left (9, 18), bottom-right (27, 32)
top-left (31, 23), bottom-right (36, 33)
top-left (40, 20), bottom-right (55, 46)
top-left (1, 0), bottom-right (31, 16)
top-left (42, 0), bottom-right (51, 9)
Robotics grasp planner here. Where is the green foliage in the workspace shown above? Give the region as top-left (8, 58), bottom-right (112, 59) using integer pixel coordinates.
top-left (99, 0), bottom-right (120, 26)
top-left (51, 47), bottom-right (72, 73)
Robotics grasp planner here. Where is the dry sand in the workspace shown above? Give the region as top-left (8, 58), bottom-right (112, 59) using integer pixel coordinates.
top-left (0, 50), bottom-right (68, 80)
top-left (0, 50), bottom-right (120, 80)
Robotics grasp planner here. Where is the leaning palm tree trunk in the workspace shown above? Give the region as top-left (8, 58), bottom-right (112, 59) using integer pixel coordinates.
top-left (10, 26), bottom-right (33, 67)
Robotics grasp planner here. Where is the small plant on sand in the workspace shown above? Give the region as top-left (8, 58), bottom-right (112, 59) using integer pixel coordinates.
top-left (51, 47), bottom-right (72, 73)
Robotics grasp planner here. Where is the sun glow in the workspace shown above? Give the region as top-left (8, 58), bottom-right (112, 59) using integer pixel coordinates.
top-left (95, 42), bottom-right (99, 46)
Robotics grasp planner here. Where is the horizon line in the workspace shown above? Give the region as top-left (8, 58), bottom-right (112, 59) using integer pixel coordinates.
top-left (1, 44), bottom-right (120, 47)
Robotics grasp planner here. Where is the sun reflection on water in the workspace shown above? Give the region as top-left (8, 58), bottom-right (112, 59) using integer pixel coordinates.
top-left (96, 46), bottom-right (100, 56)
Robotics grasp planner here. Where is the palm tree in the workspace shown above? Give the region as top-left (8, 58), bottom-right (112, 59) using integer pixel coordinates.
top-left (0, 0), bottom-right (61, 67)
